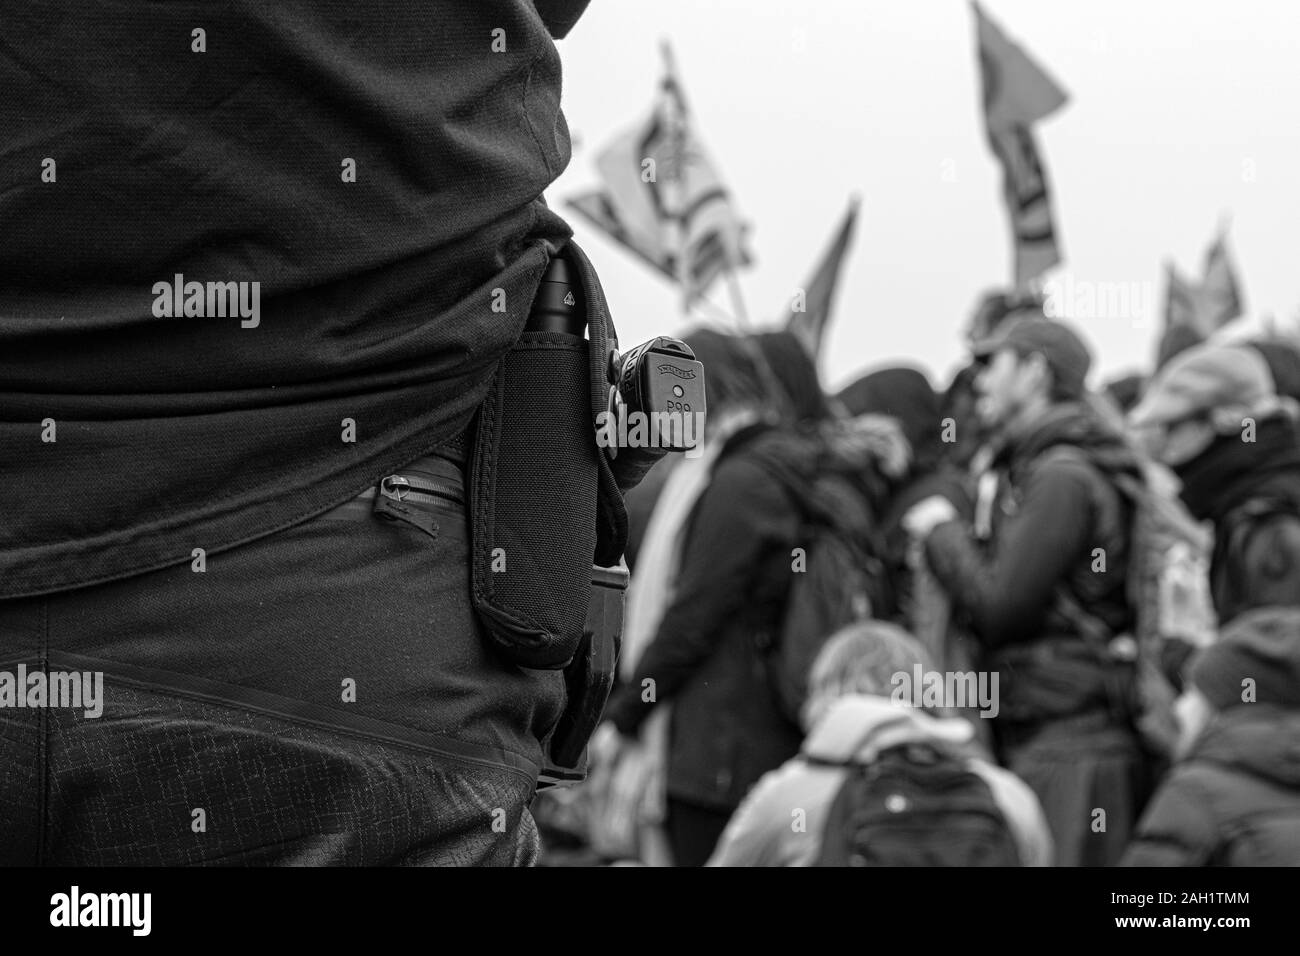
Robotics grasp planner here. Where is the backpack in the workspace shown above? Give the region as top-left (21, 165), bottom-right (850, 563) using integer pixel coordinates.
top-left (747, 442), bottom-right (890, 725)
top-left (1214, 495), bottom-right (1300, 623)
top-left (1048, 449), bottom-right (1217, 758)
top-left (813, 742), bottom-right (1021, 866)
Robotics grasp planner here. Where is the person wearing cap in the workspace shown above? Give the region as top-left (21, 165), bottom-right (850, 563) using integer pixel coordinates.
top-left (1121, 605), bottom-right (1300, 865)
top-left (903, 317), bottom-right (1153, 866)
top-left (965, 287), bottom-right (1048, 347)
top-left (1128, 342), bottom-right (1300, 624)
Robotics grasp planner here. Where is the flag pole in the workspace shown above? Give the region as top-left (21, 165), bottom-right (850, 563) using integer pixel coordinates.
top-left (1216, 210), bottom-right (1233, 242)
top-left (724, 267), bottom-right (751, 332)
top-left (662, 38), bottom-right (749, 336)
top-left (661, 39), bottom-right (694, 326)
top-left (683, 288), bottom-right (736, 326)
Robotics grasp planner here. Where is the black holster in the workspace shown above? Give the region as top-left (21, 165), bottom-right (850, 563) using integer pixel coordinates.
top-left (466, 240), bottom-right (631, 784)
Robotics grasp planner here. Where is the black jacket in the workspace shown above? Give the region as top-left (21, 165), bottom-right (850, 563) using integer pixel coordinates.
top-left (604, 425), bottom-right (809, 809)
top-left (924, 403), bottom-right (1140, 726)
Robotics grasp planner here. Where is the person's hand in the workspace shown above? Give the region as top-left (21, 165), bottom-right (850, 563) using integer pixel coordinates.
top-left (902, 495), bottom-right (958, 539)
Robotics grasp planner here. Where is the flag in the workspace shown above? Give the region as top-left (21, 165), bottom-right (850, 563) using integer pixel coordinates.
top-left (1156, 263), bottom-right (1208, 368)
top-left (565, 190), bottom-right (675, 281)
top-left (1155, 230), bottom-right (1246, 367)
top-left (973, 1), bottom-right (1069, 287)
top-left (564, 43), bottom-right (751, 309)
top-left (1200, 234), bottom-right (1244, 332)
top-left (785, 197), bottom-right (860, 359)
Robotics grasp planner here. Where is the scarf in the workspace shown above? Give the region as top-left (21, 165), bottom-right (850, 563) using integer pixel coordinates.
top-left (1175, 415), bottom-right (1300, 525)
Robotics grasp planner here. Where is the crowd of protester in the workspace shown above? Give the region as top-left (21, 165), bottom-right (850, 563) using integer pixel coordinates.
top-left (535, 291), bottom-right (1300, 867)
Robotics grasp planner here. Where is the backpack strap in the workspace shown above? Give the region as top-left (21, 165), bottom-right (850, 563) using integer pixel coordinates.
top-left (1028, 445), bottom-right (1142, 726)
top-left (712, 419), bottom-right (779, 470)
top-left (1031, 444), bottom-right (1139, 617)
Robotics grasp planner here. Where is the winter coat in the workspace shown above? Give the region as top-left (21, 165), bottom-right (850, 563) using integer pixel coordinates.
top-left (603, 423), bottom-right (812, 810)
top-left (1122, 607), bottom-right (1300, 866)
top-left (924, 402), bottom-right (1140, 727)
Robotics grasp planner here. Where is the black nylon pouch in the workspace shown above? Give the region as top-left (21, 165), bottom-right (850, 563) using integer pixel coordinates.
top-left (469, 328), bottom-right (599, 669)
top-left (468, 240), bottom-right (629, 671)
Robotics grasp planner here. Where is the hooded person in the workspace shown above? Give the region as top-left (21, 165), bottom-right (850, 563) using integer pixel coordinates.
top-left (622, 329), bottom-right (766, 571)
top-left (753, 329), bottom-right (831, 430)
top-left (590, 329), bottom-right (822, 866)
top-left (706, 621), bottom-right (1052, 867)
top-left (1121, 605), bottom-right (1300, 866)
top-left (1129, 342), bottom-right (1300, 625)
top-left (583, 328), bottom-right (769, 864)
top-left (909, 317), bottom-right (1156, 866)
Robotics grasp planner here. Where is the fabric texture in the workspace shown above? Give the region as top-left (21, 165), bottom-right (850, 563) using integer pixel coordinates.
top-left (0, 448), bottom-right (565, 865)
top-left (0, 1), bottom-right (580, 597)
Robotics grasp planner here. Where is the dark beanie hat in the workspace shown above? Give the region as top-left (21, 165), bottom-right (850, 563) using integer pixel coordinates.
top-left (837, 366), bottom-right (941, 470)
top-left (680, 327), bottom-right (763, 413)
top-left (1249, 339), bottom-right (1300, 406)
top-left (1190, 608), bottom-right (1300, 710)
top-left (753, 330), bottom-right (829, 425)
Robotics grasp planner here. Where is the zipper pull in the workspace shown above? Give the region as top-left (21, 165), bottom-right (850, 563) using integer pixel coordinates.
top-left (372, 476), bottom-right (440, 539)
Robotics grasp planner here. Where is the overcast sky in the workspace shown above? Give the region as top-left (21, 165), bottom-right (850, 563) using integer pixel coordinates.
top-left (547, 0), bottom-right (1300, 393)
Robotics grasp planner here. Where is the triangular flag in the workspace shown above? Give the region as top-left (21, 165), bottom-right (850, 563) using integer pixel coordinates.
top-left (1156, 263), bottom-right (1207, 368)
top-left (974, 1), bottom-right (1068, 130)
top-left (973, 2), bottom-right (1069, 288)
top-left (1154, 228), bottom-right (1247, 367)
top-left (1200, 234), bottom-right (1244, 331)
top-left (785, 197), bottom-right (860, 359)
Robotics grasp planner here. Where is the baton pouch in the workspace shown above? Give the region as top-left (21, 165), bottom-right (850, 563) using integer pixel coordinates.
top-left (468, 241), bottom-right (628, 672)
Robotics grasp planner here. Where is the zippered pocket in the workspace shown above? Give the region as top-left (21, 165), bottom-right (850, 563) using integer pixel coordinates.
top-left (372, 465), bottom-right (465, 540)
top-left (316, 453), bottom-right (468, 540)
